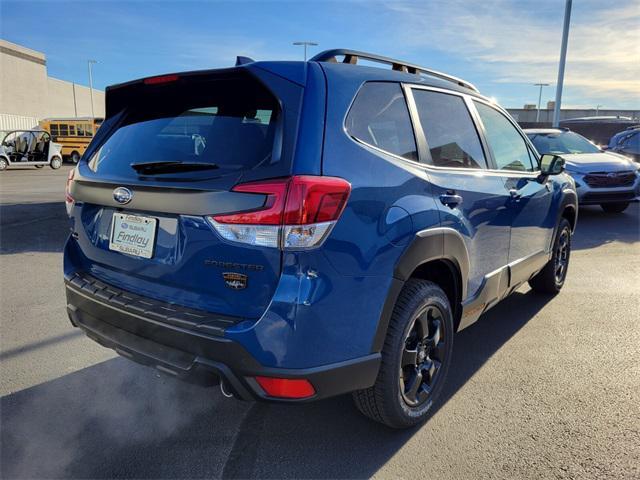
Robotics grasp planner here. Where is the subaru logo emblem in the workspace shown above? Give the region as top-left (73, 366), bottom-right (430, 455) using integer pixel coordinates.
top-left (606, 172), bottom-right (617, 178)
top-left (113, 187), bottom-right (133, 205)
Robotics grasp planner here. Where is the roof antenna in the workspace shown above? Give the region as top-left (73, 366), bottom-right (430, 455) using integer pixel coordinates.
top-left (235, 56), bottom-right (255, 66)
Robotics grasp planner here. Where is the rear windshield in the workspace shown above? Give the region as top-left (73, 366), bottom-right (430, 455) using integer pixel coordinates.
top-left (88, 75), bottom-right (280, 177)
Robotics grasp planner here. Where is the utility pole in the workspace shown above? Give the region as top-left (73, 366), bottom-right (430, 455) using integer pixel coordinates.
top-left (87, 60), bottom-right (97, 133)
top-left (534, 83), bottom-right (549, 123)
top-left (553, 0), bottom-right (572, 127)
top-left (292, 41), bottom-right (318, 61)
top-left (72, 82), bottom-right (78, 117)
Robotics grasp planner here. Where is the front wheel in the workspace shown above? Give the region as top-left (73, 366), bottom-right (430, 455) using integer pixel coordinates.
top-left (529, 218), bottom-right (572, 294)
top-left (50, 156), bottom-right (62, 169)
top-left (600, 202), bottom-right (629, 213)
top-left (70, 151), bottom-right (81, 164)
top-left (353, 279), bottom-right (454, 428)
top-left (0, 157), bottom-right (8, 171)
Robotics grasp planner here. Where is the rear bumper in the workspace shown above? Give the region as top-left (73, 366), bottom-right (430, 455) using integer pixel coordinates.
top-left (65, 273), bottom-right (380, 402)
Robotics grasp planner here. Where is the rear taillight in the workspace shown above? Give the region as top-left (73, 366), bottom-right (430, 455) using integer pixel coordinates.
top-left (207, 176), bottom-right (351, 250)
top-left (65, 168), bottom-right (75, 205)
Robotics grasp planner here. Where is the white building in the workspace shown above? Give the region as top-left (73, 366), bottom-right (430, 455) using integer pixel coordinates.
top-left (0, 39), bottom-right (105, 130)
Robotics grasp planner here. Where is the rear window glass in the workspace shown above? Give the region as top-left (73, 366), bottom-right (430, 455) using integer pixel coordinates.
top-left (88, 76), bottom-right (279, 176)
top-left (412, 89), bottom-right (487, 169)
top-left (346, 82), bottom-right (417, 161)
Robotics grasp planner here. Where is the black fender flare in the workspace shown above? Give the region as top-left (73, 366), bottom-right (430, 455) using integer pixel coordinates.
top-left (370, 227), bottom-right (470, 352)
top-left (557, 188), bottom-right (578, 232)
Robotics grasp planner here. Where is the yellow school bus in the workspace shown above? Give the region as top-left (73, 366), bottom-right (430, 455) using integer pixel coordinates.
top-left (39, 117), bottom-right (103, 163)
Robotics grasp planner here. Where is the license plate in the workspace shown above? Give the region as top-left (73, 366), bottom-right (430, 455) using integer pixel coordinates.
top-left (109, 213), bottom-right (157, 259)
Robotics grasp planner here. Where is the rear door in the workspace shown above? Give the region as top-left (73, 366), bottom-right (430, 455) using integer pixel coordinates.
top-left (406, 86), bottom-right (512, 299)
top-left (67, 68), bottom-right (302, 319)
top-left (472, 100), bottom-right (554, 285)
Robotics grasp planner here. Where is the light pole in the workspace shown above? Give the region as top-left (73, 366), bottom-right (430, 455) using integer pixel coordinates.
top-left (292, 41), bottom-right (318, 61)
top-left (553, 0), bottom-right (572, 127)
top-left (87, 60), bottom-right (97, 132)
top-left (534, 83), bottom-right (550, 123)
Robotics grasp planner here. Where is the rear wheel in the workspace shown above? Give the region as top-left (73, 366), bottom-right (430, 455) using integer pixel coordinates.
top-left (600, 202), bottom-right (629, 213)
top-left (35, 165), bottom-right (44, 169)
top-left (353, 279), bottom-right (454, 428)
top-left (529, 218), bottom-right (571, 294)
top-left (70, 151), bottom-right (81, 164)
top-left (50, 156), bottom-right (62, 169)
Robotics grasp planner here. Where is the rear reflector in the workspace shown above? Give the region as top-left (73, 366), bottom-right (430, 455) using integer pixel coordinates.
top-left (207, 175), bottom-right (351, 250)
top-left (143, 74), bottom-right (179, 85)
top-left (254, 376), bottom-right (316, 399)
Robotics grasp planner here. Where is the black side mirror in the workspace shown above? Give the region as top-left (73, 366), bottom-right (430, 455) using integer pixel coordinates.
top-left (538, 154), bottom-right (565, 182)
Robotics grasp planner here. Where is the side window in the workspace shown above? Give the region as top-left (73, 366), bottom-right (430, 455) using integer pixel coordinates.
top-left (69, 125), bottom-right (76, 136)
top-left (412, 89), bottom-right (487, 169)
top-left (77, 124), bottom-right (85, 136)
top-left (346, 82), bottom-right (417, 161)
top-left (59, 124), bottom-right (69, 136)
top-left (50, 124), bottom-right (59, 136)
top-left (85, 125), bottom-right (93, 137)
top-left (474, 102), bottom-right (535, 172)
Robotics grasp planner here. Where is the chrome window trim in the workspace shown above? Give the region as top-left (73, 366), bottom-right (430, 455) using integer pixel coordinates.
top-left (403, 83), bottom-right (542, 177)
top-left (342, 80), bottom-right (542, 178)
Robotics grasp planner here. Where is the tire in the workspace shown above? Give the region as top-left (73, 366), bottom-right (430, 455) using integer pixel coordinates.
top-left (529, 218), bottom-right (572, 294)
top-left (353, 279), bottom-right (454, 428)
top-left (0, 157), bottom-right (8, 171)
top-left (70, 151), bottom-right (81, 164)
top-left (600, 202), bottom-right (629, 213)
top-left (50, 156), bottom-right (62, 169)
top-left (35, 165), bottom-right (44, 169)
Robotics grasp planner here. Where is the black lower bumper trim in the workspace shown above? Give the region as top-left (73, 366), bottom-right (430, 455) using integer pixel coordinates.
top-left (65, 278), bottom-right (380, 402)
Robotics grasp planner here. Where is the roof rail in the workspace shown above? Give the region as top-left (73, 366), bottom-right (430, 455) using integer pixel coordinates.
top-left (310, 49), bottom-right (478, 92)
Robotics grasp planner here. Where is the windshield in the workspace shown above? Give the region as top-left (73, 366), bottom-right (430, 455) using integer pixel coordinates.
top-left (88, 76), bottom-right (279, 177)
top-left (527, 131), bottom-right (601, 155)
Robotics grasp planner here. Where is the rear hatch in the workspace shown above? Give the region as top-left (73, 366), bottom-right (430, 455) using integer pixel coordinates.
top-left (67, 66), bottom-right (303, 319)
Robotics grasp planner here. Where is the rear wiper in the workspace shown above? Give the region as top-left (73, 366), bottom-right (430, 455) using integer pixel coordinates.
top-left (131, 161), bottom-right (218, 174)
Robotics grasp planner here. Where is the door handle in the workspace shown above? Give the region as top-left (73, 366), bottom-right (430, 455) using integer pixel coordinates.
top-left (439, 192), bottom-right (463, 208)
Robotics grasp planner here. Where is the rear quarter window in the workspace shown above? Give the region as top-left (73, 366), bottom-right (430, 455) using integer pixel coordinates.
top-left (345, 82), bottom-right (417, 161)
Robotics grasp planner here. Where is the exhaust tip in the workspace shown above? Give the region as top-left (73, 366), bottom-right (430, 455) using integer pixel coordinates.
top-left (220, 380), bottom-right (235, 398)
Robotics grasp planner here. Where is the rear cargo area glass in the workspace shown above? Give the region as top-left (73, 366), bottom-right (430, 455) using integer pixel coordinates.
top-left (88, 75), bottom-right (280, 178)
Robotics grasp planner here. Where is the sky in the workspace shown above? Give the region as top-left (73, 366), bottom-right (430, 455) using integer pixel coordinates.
top-left (1, 0), bottom-right (638, 109)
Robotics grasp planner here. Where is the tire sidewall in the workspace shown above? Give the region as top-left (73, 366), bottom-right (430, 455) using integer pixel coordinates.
top-left (70, 151), bottom-right (80, 164)
top-left (0, 157), bottom-right (7, 171)
top-left (386, 283), bottom-right (455, 425)
top-left (553, 219), bottom-right (572, 289)
top-left (50, 157), bottom-right (62, 169)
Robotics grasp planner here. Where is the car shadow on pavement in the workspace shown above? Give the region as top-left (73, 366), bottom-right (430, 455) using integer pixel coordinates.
top-left (571, 204), bottom-right (640, 251)
top-left (0, 202), bottom-right (69, 254)
top-left (1, 290), bottom-right (553, 479)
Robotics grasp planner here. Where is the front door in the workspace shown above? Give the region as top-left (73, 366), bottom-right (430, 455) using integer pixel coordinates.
top-left (472, 100), bottom-right (554, 285)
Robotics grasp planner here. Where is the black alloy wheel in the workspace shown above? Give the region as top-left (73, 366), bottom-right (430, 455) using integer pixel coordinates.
top-left (400, 305), bottom-right (446, 407)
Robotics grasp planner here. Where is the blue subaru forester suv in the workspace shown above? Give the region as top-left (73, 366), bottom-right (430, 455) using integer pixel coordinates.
top-left (64, 50), bottom-right (577, 428)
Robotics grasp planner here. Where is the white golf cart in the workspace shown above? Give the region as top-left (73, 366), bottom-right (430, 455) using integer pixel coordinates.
top-left (0, 130), bottom-right (63, 171)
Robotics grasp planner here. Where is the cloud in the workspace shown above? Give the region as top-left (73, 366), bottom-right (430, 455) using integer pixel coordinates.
top-left (379, 0), bottom-right (640, 106)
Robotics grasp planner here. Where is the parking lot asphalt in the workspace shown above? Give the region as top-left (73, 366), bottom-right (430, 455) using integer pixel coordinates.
top-left (1, 165), bottom-right (639, 479)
